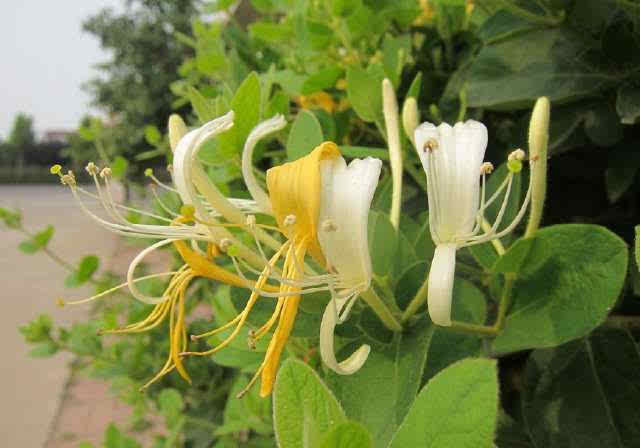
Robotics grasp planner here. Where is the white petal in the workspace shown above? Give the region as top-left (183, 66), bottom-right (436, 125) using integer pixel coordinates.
top-left (317, 156), bottom-right (382, 290)
top-left (320, 296), bottom-right (370, 375)
top-left (241, 115), bottom-right (286, 214)
top-left (427, 243), bottom-right (457, 326)
top-left (414, 120), bottom-right (488, 244)
top-left (172, 111), bottom-right (234, 219)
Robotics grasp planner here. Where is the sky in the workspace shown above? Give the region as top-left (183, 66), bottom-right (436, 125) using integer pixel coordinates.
top-left (0, 1), bottom-right (121, 139)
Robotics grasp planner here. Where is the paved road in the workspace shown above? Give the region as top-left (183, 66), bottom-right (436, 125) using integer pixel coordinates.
top-left (0, 184), bottom-right (119, 447)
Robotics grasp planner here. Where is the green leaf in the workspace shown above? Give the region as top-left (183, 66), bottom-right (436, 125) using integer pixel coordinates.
top-left (522, 328), bottom-right (640, 447)
top-left (466, 28), bottom-right (614, 109)
top-left (110, 156), bottom-right (128, 180)
top-left (18, 225), bottom-right (54, 254)
top-left (216, 374), bottom-right (273, 436)
top-left (389, 358), bottom-right (499, 448)
top-left (29, 341), bottom-right (59, 358)
top-left (188, 86), bottom-right (218, 122)
top-left (218, 72), bottom-right (262, 158)
top-left (584, 103), bottom-right (624, 147)
top-left (406, 71), bottom-right (422, 100)
top-left (157, 388), bottom-right (185, 428)
top-left (302, 66), bottom-right (344, 94)
top-left (327, 319), bottom-right (434, 447)
top-left (493, 224), bottom-right (628, 354)
top-left (491, 236), bottom-right (550, 277)
top-left (286, 110), bottom-right (324, 161)
top-left (617, 83), bottom-right (640, 124)
top-left (368, 211), bottom-right (399, 277)
top-left (320, 422), bottom-right (372, 448)
top-left (382, 34), bottom-right (411, 87)
top-left (346, 65), bottom-right (385, 123)
top-left (0, 207), bottom-right (22, 229)
top-left (423, 279), bottom-right (487, 381)
top-left (339, 146), bottom-right (389, 160)
top-left (104, 423), bottom-right (142, 448)
top-left (273, 359), bottom-right (347, 448)
top-left (144, 125), bottom-right (162, 146)
top-left (414, 218), bottom-right (436, 263)
top-left (605, 145), bottom-right (640, 203)
top-left (65, 255), bottom-right (99, 288)
top-left (330, 0), bottom-right (362, 16)
top-left (249, 21), bottom-right (294, 44)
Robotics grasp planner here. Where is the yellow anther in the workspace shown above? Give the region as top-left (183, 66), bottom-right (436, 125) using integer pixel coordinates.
top-left (61, 173), bottom-right (76, 187)
top-left (481, 162), bottom-right (494, 174)
top-left (100, 167), bottom-right (112, 178)
top-left (423, 138), bottom-right (439, 152)
top-left (85, 162), bottom-right (99, 175)
top-left (283, 214), bottom-right (297, 227)
top-left (50, 164), bottom-right (62, 175)
top-left (56, 298), bottom-right (65, 307)
top-left (321, 219), bottom-right (337, 232)
top-left (144, 168), bottom-right (153, 177)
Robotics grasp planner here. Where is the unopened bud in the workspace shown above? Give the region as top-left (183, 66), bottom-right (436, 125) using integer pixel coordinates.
top-left (168, 114), bottom-right (188, 152)
top-left (402, 97), bottom-right (419, 145)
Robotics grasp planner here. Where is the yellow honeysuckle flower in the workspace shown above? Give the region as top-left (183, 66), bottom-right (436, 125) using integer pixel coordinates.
top-left (55, 111), bottom-right (383, 396)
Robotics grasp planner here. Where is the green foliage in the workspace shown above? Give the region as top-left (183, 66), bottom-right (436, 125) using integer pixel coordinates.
top-left (273, 359), bottom-right (347, 448)
top-left (286, 110), bottom-right (324, 161)
top-left (520, 328), bottom-right (640, 447)
top-left (389, 359), bottom-right (499, 448)
top-left (493, 225), bottom-right (628, 354)
top-left (65, 255), bottom-right (100, 288)
top-left (9, 0), bottom-right (640, 446)
top-left (18, 225), bottom-right (54, 254)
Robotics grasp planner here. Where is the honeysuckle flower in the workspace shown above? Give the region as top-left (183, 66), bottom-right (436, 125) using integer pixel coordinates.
top-left (55, 112), bottom-right (383, 396)
top-left (414, 120), bottom-right (533, 326)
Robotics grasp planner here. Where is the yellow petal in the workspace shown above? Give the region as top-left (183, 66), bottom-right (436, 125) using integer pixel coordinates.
top-left (266, 141), bottom-right (340, 265)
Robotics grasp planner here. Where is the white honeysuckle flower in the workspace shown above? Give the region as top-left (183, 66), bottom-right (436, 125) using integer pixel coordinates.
top-left (414, 120), bottom-right (533, 326)
top-left (317, 156), bottom-right (381, 374)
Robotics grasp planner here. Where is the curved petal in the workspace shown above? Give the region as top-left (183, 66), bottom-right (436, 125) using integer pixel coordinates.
top-left (317, 156), bottom-right (382, 290)
top-left (320, 296), bottom-right (370, 375)
top-left (242, 115), bottom-right (287, 214)
top-left (427, 243), bottom-right (457, 326)
top-left (172, 111), bottom-right (234, 218)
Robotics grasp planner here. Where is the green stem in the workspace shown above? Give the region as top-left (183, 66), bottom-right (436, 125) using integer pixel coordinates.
top-left (402, 275), bottom-right (428, 323)
top-left (494, 274), bottom-right (516, 331)
top-left (360, 287), bottom-right (403, 332)
top-left (448, 320), bottom-right (498, 336)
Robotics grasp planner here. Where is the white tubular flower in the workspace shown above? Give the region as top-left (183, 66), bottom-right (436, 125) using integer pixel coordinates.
top-left (317, 156), bottom-right (382, 374)
top-left (414, 121), bottom-right (533, 326)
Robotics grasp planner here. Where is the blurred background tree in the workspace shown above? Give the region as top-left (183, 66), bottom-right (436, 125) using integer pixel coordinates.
top-left (80, 0), bottom-right (200, 173)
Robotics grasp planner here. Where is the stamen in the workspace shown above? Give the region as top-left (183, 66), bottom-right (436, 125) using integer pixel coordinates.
top-left (423, 138), bottom-right (438, 152)
top-left (283, 214), bottom-right (297, 226)
top-left (480, 162), bottom-right (494, 174)
top-left (100, 167), bottom-right (112, 178)
top-left (85, 162), bottom-right (99, 176)
top-left (321, 219), bottom-right (337, 232)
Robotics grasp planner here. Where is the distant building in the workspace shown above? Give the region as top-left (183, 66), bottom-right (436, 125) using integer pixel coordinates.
top-left (42, 129), bottom-right (72, 144)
